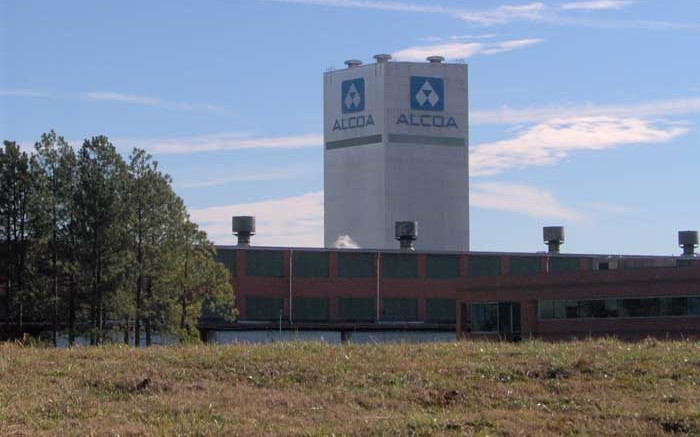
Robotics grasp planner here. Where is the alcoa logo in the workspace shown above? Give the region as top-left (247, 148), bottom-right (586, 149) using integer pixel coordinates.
top-left (397, 76), bottom-right (457, 129)
top-left (410, 76), bottom-right (444, 111)
top-left (333, 77), bottom-right (375, 131)
top-left (341, 78), bottom-right (365, 114)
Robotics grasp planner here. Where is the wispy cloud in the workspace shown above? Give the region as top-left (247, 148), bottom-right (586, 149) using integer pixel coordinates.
top-left (471, 182), bottom-right (585, 222)
top-left (189, 191), bottom-right (324, 246)
top-left (0, 89), bottom-right (236, 116)
top-left (471, 97), bottom-right (700, 125)
top-left (419, 34), bottom-right (499, 42)
top-left (271, 0), bottom-right (698, 30)
top-left (560, 1), bottom-right (633, 10)
top-left (174, 166), bottom-right (314, 188)
top-left (393, 38), bottom-right (543, 61)
top-left (117, 133), bottom-right (322, 154)
top-left (470, 116), bottom-right (689, 176)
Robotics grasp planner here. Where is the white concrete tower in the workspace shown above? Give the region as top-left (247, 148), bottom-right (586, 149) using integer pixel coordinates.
top-left (324, 55), bottom-right (469, 251)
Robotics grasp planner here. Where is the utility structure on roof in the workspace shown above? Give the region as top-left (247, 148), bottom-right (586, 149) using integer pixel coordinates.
top-left (323, 54), bottom-right (469, 251)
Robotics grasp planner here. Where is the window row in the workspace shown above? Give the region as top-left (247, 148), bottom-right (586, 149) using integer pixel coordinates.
top-left (539, 296), bottom-right (700, 320)
top-left (216, 249), bottom-right (589, 279)
top-left (244, 297), bottom-right (456, 323)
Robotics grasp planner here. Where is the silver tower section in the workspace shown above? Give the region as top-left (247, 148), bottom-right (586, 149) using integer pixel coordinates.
top-left (323, 56), bottom-right (469, 251)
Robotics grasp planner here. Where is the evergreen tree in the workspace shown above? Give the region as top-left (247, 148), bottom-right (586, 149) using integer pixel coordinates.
top-left (32, 131), bottom-right (78, 346)
top-left (0, 141), bottom-right (35, 333)
top-left (75, 136), bottom-right (130, 344)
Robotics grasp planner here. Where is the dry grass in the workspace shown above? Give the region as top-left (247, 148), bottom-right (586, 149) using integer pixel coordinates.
top-left (1, 338), bottom-right (700, 436)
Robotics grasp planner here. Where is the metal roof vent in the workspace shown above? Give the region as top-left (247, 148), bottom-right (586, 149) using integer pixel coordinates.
top-left (373, 54), bottom-right (392, 63)
top-left (427, 55), bottom-right (445, 64)
top-left (678, 230), bottom-right (698, 257)
top-left (395, 221), bottom-right (418, 251)
top-left (232, 216), bottom-right (256, 247)
top-left (543, 226), bottom-right (565, 254)
top-left (344, 59), bottom-right (363, 68)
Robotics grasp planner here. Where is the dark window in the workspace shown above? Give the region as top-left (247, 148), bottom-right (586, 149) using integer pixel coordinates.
top-left (215, 248), bottom-right (236, 276)
top-left (539, 300), bottom-right (554, 319)
top-left (689, 298), bottom-right (700, 316)
top-left (470, 303), bottom-right (498, 332)
top-left (539, 296), bottom-right (700, 319)
top-left (660, 297), bottom-right (688, 316)
top-left (426, 298), bottom-right (456, 323)
top-left (509, 256), bottom-right (541, 276)
top-left (382, 254), bottom-right (418, 279)
top-left (468, 256), bottom-right (501, 277)
top-left (339, 298), bottom-right (375, 321)
top-left (246, 297), bottom-right (283, 321)
top-left (292, 298), bottom-right (330, 322)
top-left (293, 252), bottom-right (329, 278)
top-left (382, 298), bottom-right (418, 321)
top-left (338, 253), bottom-right (374, 278)
top-left (598, 262), bottom-right (610, 270)
top-left (426, 255), bottom-right (459, 279)
top-left (246, 250), bottom-right (284, 277)
top-left (549, 257), bottom-right (581, 273)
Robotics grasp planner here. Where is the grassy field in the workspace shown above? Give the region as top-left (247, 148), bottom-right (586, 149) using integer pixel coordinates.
top-left (1, 339), bottom-right (700, 437)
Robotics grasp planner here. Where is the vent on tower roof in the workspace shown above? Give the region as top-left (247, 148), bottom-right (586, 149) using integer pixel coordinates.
top-left (232, 216), bottom-right (256, 247)
top-left (427, 56), bottom-right (445, 64)
top-left (373, 54), bottom-right (392, 63)
top-left (395, 221), bottom-right (418, 251)
top-left (543, 226), bottom-right (565, 254)
top-left (344, 59), bottom-right (363, 68)
top-left (678, 230), bottom-right (698, 257)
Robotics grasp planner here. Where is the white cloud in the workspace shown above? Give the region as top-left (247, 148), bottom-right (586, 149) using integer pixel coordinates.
top-left (189, 192), bottom-right (324, 247)
top-left (271, 0), bottom-right (697, 29)
top-left (393, 38), bottom-right (543, 61)
top-left (471, 182), bottom-right (585, 222)
top-left (191, 186), bottom-right (581, 245)
top-left (471, 97), bottom-right (700, 125)
top-left (560, 1), bottom-right (632, 10)
top-left (479, 38), bottom-right (544, 54)
top-left (470, 116), bottom-right (689, 176)
top-left (0, 89), bottom-right (236, 116)
top-left (117, 133), bottom-right (323, 154)
top-left (457, 2), bottom-right (547, 25)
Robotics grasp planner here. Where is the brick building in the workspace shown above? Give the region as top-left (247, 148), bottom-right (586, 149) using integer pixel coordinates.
top-left (206, 243), bottom-right (700, 342)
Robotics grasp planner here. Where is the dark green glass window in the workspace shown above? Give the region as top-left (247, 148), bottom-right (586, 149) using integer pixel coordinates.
top-left (539, 296), bottom-right (700, 319)
top-left (549, 257), bottom-right (580, 273)
top-left (382, 254), bottom-right (418, 279)
top-left (246, 250), bottom-right (284, 277)
top-left (426, 298), bottom-right (456, 323)
top-left (215, 248), bottom-right (236, 276)
top-left (470, 303), bottom-right (498, 332)
top-left (339, 298), bottom-right (375, 321)
top-left (468, 256), bottom-right (501, 277)
top-left (426, 255), bottom-right (459, 279)
top-left (509, 256), bottom-right (541, 276)
top-left (292, 298), bottom-right (329, 322)
top-left (382, 298), bottom-right (418, 321)
top-left (293, 251), bottom-right (329, 278)
top-left (246, 297), bottom-right (283, 321)
top-left (338, 253), bottom-right (374, 278)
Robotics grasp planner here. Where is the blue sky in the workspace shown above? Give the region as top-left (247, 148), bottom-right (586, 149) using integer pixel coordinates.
top-left (2, 0), bottom-right (699, 255)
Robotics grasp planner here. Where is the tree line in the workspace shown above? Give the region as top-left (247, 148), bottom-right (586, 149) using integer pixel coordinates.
top-left (0, 132), bottom-right (235, 346)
